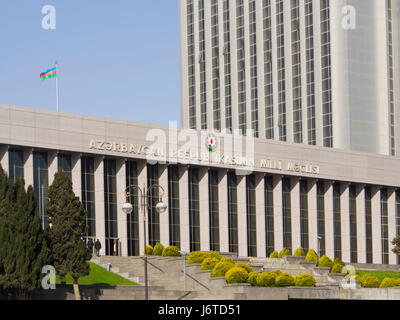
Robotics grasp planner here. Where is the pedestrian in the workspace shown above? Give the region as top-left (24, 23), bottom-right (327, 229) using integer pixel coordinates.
top-left (87, 238), bottom-right (94, 254)
top-left (95, 239), bottom-right (102, 257)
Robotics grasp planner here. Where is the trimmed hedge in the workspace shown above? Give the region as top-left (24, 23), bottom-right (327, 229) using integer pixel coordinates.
top-left (235, 263), bottom-right (253, 274)
top-left (275, 273), bottom-right (295, 287)
top-left (293, 248), bottom-right (305, 257)
top-left (211, 261), bottom-right (235, 278)
top-left (294, 273), bottom-right (316, 287)
top-left (361, 275), bottom-right (380, 288)
top-left (153, 243), bottom-right (164, 256)
top-left (333, 258), bottom-right (345, 267)
top-left (162, 246), bottom-right (181, 257)
top-left (200, 258), bottom-right (219, 271)
top-left (257, 272), bottom-right (277, 287)
top-left (379, 278), bottom-right (400, 288)
top-left (278, 248), bottom-right (290, 259)
top-left (247, 272), bottom-right (259, 286)
top-left (143, 244), bottom-right (153, 256)
top-left (187, 251), bottom-right (209, 264)
top-left (305, 249), bottom-right (318, 263)
top-left (330, 264), bottom-right (344, 274)
top-left (225, 267), bottom-right (248, 284)
top-left (221, 257), bottom-right (235, 264)
top-left (318, 255), bottom-right (333, 268)
top-left (269, 251), bottom-right (279, 259)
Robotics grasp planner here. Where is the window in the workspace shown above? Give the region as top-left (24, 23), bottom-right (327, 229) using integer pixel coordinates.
top-left (211, 0), bottom-right (221, 131)
top-left (246, 174), bottom-right (257, 256)
top-left (249, 0), bottom-right (259, 137)
top-left (8, 149), bottom-right (24, 181)
top-left (317, 182), bottom-right (326, 256)
top-left (333, 183), bottom-right (341, 259)
top-left (33, 152), bottom-right (49, 230)
top-left (223, 0), bottom-right (232, 132)
top-left (282, 178), bottom-right (291, 251)
top-left (82, 157), bottom-right (96, 239)
top-left (365, 187), bottom-right (373, 263)
top-left (265, 176), bottom-right (274, 256)
top-left (187, 0), bottom-right (197, 129)
top-left (126, 160), bottom-right (139, 256)
top-left (381, 188), bottom-right (389, 264)
top-left (168, 165), bottom-right (180, 248)
top-left (227, 172), bottom-right (238, 253)
top-left (209, 170), bottom-right (219, 251)
top-left (104, 159), bottom-right (118, 256)
top-left (349, 185), bottom-right (357, 263)
top-left (188, 168), bottom-right (200, 251)
top-left (147, 164), bottom-right (160, 247)
top-left (58, 154), bottom-right (72, 180)
top-left (237, 0), bottom-right (247, 135)
top-left (300, 180), bottom-right (309, 251)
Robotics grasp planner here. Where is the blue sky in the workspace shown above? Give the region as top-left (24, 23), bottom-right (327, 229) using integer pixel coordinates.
top-left (0, 1), bottom-right (181, 126)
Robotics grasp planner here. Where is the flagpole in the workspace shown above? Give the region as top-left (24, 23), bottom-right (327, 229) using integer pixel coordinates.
top-left (55, 61), bottom-right (59, 112)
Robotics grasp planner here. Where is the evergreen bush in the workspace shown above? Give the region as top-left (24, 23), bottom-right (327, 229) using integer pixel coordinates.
top-left (153, 243), bottom-right (164, 256)
top-left (257, 272), bottom-right (276, 287)
top-left (207, 251), bottom-right (222, 261)
top-left (278, 248), bottom-right (290, 259)
top-left (235, 263), bottom-right (253, 274)
top-left (210, 261), bottom-right (235, 277)
top-left (187, 251), bottom-right (208, 264)
top-left (294, 273), bottom-right (316, 287)
top-left (379, 278), bottom-right (399, 288)
top-left (318, 255), bottom-right (333, 268)
top-left (293, 248), bottom-right (305, 257)
top-left (361, 275), bottom-right (380, 288)
top-left (161, 246), bottom-right (181, 257)
top-left (330, 264), bottom-right (344, 274)
top-left (269, 251), bottom-right (279, 259)
top-left (305, 249), bottom-right (318, 263)
top-left (200, 258), bottom-right (220, 271)
top-left (225, 267), bottom-right (249, 284)
top-left (275, 273), bottom-right (295, 287)
top-left (333, 258), bottom-right (345, 267)
top-left (247, 272), bottom-right (259, 286)
top-left (221, 257), bottom-right (235, 264)
top-left (143, 245), bottom-right (153, 256)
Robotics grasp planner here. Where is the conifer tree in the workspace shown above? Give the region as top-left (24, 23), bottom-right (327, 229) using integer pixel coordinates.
top-left (46, 170), bottom-right (91, 300)
top-left (0, 166), bottom-right (50, 299)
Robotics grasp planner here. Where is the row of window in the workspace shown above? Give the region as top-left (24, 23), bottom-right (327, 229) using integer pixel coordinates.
top-left (8, 150), bottom-right (399, 262)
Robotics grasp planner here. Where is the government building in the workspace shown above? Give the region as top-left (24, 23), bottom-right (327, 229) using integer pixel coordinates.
top-left (179, 0), bottom-right (400, 156)
top-left (1, 104), bottom-right (400, 265)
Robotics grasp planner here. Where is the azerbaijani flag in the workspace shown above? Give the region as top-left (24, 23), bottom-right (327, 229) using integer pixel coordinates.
top-left (40, 67), bottom-right (57, 81)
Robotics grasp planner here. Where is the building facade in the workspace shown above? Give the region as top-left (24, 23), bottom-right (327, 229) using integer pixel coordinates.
top-left (179, 0), bottom-right (400, 156)
top-left (1, 104), bottom-right (400, 264)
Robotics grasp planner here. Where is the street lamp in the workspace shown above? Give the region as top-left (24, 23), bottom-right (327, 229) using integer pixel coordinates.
top-left (317, 236), bottom-right (323, 259)
top-left (122, 183), bottom-right (167, 300)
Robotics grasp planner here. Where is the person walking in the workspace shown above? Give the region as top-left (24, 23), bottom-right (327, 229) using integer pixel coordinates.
top-left (87, 238), bottom-right (94, 255)
top-left (95, 239), bottom-right (102, 257)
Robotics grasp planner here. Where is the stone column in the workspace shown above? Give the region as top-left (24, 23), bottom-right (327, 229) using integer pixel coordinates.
top-left (340, 183), bottom-right (351, 263)
top-left (388, 188), bottom-right (397, 265)
top-left (179, 165), bottom-right (190, 253)
top-left (158, 164), bottom-right (170, 247)
top-left (356, 185), bottom-right (367, 264)
top-left (308, 179), bottom-right (318, 252)
top-left (116, 159), bottom-right (127, 256)
top-left (199, 167), bottom-right (210, 252)
top-left (325, 182), bottom-right (334, 259)
top-left (48, 151), bottom-right (58, 186)
top-left (273, 176), bottom-right (283, 252)
top-left (256, 173), bottom-right (266, 258)
top-left (237, 175), bottom-right (247, 257)
top-left (71, 154), bottom-right (82, 200)
top-left (371, 186), bottom-right (382, 264)
top-left (291, 177), bottom-right (301, 252)
top-left (137, 160), bottom-right (148, 256)
top-left (0, 145), bottom-right (9, 175)
top-left (23, 149), bottom-right (34, 188)
top-left (218, 169), bottom-right (229, 253)
top-left (94, 156), bottom-right (106, 255)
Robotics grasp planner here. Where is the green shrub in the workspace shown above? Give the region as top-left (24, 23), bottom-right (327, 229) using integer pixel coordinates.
top-left (207, 251), bottom-right (222, 261)
top-left (257, 272), bottom-right (276, 287)
top-left (247, 272), bottom-right (259, 286)
top-left (331, 264), bottom-right (344, 274)
top-left (187, 251), bottom-right (209, 264)
top-left (361, 275), bottom-right (380, 288)
top-left (162, 246), bottom-right (181, 257)
top-left (333, 258), bottom-right (345, 267)
top-left (200, 258), bottom-right (219, 271)
top-left (211, 261), bottom-right (235, 277)
top-left (221, 257), bottom-right (235, 264)
top-left (294, 273), bottom-right (316, 287)
top-left (396, 279), bottom-right (400, 286)
top-left (293, 248), bottom-right (305, 257)
top-left (275, 273), bottom-right (295, 287)
top-left (278, 248), bottom-right (291, 259)
top-left (269, 251), bottom-right (279, 259)
top-left (318, 255), bottom-right (333, 268)
top-left (235, 263), bottom-right (253, 274)
top-left (305, 249), bottom-right (318, 263)
top-left (225, 267), bottom-right (249, 284)
top-left (143, 244), bottom-right (153, 256)
top-left (153, 243), bottom-right (164, 256)
top-left (379, 278), bottom-right (399, 288)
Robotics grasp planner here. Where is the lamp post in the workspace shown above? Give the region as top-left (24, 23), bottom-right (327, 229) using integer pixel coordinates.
top-left (180, 251), bottom-right (188, 292)
top-left (317, 236), bottom-right (323, 259)
top-left (122, 183), bottom-right (167, 300)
